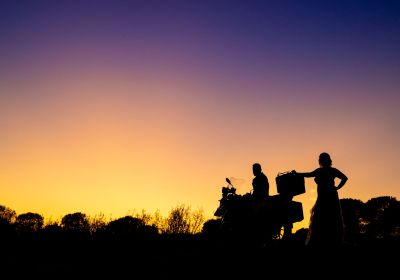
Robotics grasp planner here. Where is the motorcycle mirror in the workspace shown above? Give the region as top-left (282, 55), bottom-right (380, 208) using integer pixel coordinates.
top-left (226, 178), bottom-right (232, 185)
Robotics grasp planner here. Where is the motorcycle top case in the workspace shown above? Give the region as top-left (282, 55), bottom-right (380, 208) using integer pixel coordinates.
top-left (275, 172), bottom-right (305, 197)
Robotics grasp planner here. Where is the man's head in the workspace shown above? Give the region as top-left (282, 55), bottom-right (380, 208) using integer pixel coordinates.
top-left (252, 163), bottom-right (262, 176)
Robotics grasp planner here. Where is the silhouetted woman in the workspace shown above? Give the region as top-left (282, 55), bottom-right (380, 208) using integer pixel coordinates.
top-left (294, 152), bottom-right (348, 247)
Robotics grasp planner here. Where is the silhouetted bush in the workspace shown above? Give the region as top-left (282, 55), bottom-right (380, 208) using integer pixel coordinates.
top-left (15, 212), bottom-right (44, 235)
top-left (362, 196), bottom-right (400, 239)
top-left (61, 212), bottom-right (89, 234)
top-left (0, 205), bottom-right (16, 239)
top-left (340, 196), bottom-right (400, 243)
top-left (0, 196), bottom-right (397, 248)
top-left (41, 222), bottom-right (62, 240)
top-left (87, 213), bottom-right (108, 235)
top-left (340, 198), bottom-right (364, 242)
top-left (107, 216), bottom-right (147, 238)
top-left (164, 205), bottom-right (205, 234)
top-left (201, 218), bottom-right (223, 239)
top-left (0, 205), bottom-right (16, 223)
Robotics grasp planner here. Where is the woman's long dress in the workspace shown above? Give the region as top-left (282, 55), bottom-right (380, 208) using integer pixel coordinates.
top-left (305, 167), bottom-right (345, 247)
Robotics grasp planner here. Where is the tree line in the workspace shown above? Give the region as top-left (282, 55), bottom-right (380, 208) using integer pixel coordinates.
top-left (0, 196), bottom-right (399, 244)
top-left (0, 204), bottom-right (205, 242)
top-left (340, 196), bottom-right (400, 243)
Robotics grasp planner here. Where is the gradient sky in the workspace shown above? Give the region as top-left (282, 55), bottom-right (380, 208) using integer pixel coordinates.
top-left (1, 0), bottom-right (399, 229)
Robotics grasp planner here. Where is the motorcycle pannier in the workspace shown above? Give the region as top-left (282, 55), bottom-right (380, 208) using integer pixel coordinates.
top-left (288, 201), bottom-right (304, 223)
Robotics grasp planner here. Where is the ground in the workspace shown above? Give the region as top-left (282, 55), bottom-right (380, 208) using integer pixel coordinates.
top-left (1, 236), bottom-right (398, 279)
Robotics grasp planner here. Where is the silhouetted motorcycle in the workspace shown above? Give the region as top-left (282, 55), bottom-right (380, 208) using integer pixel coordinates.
top-left (214, 173), bottom-right (305, 242)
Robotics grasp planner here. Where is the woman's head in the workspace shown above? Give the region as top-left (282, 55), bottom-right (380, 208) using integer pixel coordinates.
top-left (319, 152), bottom-right (332, 167)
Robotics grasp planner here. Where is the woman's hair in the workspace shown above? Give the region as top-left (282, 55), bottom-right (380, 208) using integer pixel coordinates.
top-left (319, 152), bottom-right (332, 167)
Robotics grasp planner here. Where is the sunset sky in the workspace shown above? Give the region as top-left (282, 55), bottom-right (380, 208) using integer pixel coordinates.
top-left (1, 0), bottom-right (399, 230)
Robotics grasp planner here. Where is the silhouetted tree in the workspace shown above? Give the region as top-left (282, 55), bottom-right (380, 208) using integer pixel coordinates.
top-left (162, 204), bottom-right (204, 234)
top-left (164, 205), bottom-right (191, 234)
top-left (362, 196), bottom-right (400, 239)
top-left (61, 212), bottom-right (89, 233)
top-left (190, 208), bottom-right (205, 234)
top-left (107, 216), bottom-right (145, 238)
top-left (382, 199), bottom-right (400, 238)
top-left (134, 210), bottom-right (153, 226)
top-left (340, 198), bottom-right (364, 242)
top-left (42, 223), bottom-right (62, 236)
top-left (0, 205), bottom-right (16, 223)
top-left (164, 205), bottom-right (205, 234)
top-left (0, 205), bottom-right (17, 238)
top-left (202, 218), bottom-right (223, 239)
top-left (151, 210), bottom-right (164, 233)
top-left (15, 212), bottom-right (44, 234)
top-left (88, 213), bottom-right (108, 235)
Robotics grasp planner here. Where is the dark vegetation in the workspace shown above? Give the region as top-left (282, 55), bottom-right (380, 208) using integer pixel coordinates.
top-left (0, 196), bottom-right (399, 279)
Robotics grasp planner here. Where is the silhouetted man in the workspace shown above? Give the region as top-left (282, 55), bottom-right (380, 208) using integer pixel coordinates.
top-left (252, 163), bottom-right (269, 203)
top-left (251, 163), bottom-right (271, 246)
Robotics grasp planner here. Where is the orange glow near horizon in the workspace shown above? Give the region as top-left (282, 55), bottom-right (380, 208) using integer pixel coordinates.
top-left (1, 70), bottom-right (399, 232)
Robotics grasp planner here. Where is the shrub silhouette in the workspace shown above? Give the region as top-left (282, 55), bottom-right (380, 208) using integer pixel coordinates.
top-left (339, 196), bottom-right (400, 242)
top-left (0, 205), bottom-right (16, 238)
top-left (164, 205), bottom-right (191, 234)
top-left (201, 218), bottom-right (223, 239)
top-left (340, 198), bottom-right (364, 242)
top-left (15, 212), bottom-right (44, 234)
top-left (88, 214), bottom-right (108, 235)
top-left (107, 216), bottom-right (147, 238)
top-left (42, 223), bottom-right (62, 240)
top-left (61, 212), bottom-right (89, 233)
top-left (363, 196), bottom-right (400, 239)
top-left (0, 196), bottom-right (398, 246)
top-left (164, 205), bottom-right (205, 234)
top-left (0, 205), bottom-right (16, 223)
